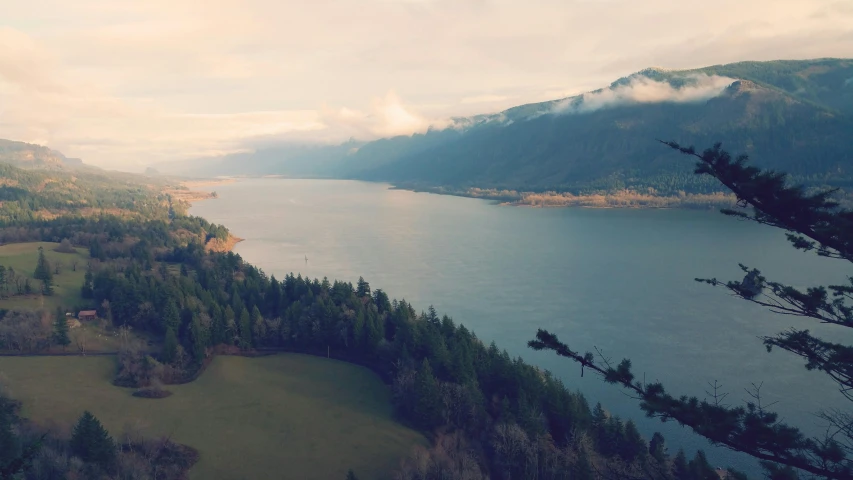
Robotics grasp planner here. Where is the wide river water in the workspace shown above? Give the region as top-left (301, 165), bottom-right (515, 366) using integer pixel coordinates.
top-left (191, 178), bottom-right (851, 475)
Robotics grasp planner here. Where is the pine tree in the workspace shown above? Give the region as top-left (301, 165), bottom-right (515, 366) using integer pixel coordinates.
top-left (365, 314), bottom-right (382, 352)
top-left (345, 469), bottom-right (359, 480)
top-left (591, 402), bottom-right (607, 448)
top-left (688, 450), bottom-right (719, 480)
top-left (238, 308), bottom-right (252, 349)
top-left (672, 450), bottom-right (690, 480)
top-left (33, 246), bottom-right (53, 295)
top-left (89, 240), bottom-right (105, 261)
top-left (70, 411), bottom-right (115, 465)
top-left (352, 311), bottom-right (365, 350)
top-left (53, 307), bottom-right (70, 349)
top-left (267, 276), bottom-right (282, 314)
top-left (190, 315), bottom-right (206, 365)
top-left (620, 419), bottom-right (646, 462)
top-left (224, 306), bottom-right (237, 343)
top-left (649, 432), bottom-right (667, 463)
top-left (162, 327), bottom-right (178, 363)
top-left (413, 359), bottom-right (441, 430)
top-left (373, 289), bottom-right (391, 313)
top-left (211, 308), bottom-right (226, 346)
top-left (426, 305), bottom-right (439, 325)
top-left (356, 276), bottom-right (370, 297)
top-left (530, 142), bottom-right (853, 478)
top-left (603, 418), bottom-right (624, 457)
top-left (0, 400), bottom-right (19, 472)
top-left (251, 306), bottom-right (266, 346)
top-left (0, 392), bottom-right (44, 477)
top-left (162, 299), bottom-right (180, 333)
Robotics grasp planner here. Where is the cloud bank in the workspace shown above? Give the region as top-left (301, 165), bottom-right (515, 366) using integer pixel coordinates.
top-left (1, 0), bottom-right (852, 169)
top-left (319, 91), bottom-right (442, 139)
top-left (551, 74), bottom-right (736, 114)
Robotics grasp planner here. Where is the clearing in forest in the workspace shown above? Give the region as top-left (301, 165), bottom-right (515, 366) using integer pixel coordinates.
top-left (0, 353), bottom-right (425, 480)
top-left (0, 241), bottom-right (89, 311)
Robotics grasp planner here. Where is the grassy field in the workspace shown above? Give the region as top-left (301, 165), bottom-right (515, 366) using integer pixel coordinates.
top-left (0, 354), bottom-right (425, 480)
top-left (0, 241), bottom-right (89, 310)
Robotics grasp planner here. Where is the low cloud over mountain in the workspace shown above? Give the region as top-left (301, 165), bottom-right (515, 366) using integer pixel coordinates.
top-left (551, 74), bottom-right (736, 115)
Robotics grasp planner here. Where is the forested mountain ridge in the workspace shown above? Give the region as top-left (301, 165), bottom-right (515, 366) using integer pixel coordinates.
top-left (0, 139), bottom-right (85, 170)
top-left (349, 59), bottom-right (853, 194)
top-left (0, 160), bottom-right (217, 225)
top-left (164, 139), bottom-right (367, 178)
top-left (673, 58), bottom-right (853, 113)
top-left (161, 58), bottom-right (853, 198)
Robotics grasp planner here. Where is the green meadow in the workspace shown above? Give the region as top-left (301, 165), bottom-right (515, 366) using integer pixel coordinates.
top-left (0, 241), bottom-right (89, 311)
top-left (0, 353), bottom-right (425, 480)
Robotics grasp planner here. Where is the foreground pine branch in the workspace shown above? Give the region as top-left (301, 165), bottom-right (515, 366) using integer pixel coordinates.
top-left (531, 141), bottom-right (853, 479)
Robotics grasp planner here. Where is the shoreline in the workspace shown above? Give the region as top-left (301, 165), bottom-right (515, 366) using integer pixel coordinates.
top-left (390, 184), bottom-right (737, 210)
top-left (160, 171), bottom-right (853, 210)
top-left (206, 233), bottom-right (244, 253)
top-left (163, 178), bottom-right (237, 204)
top-left (172, 175), bottom-right (737, 210)
top-left (181, 178), bottom-right (237, 189)
top-left (162, 179), bottom-right (245, 252)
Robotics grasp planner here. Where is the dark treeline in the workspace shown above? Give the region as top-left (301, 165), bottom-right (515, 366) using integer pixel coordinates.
top-left (0, 160), bottom-right (735, 479)
top-left (0, 215), bottom-right (228, 255)
top-left (0, 392), bottom-right (197, 479)
top-left (71, 216), bottom-right (735, 479)
top-left (0, 164), bottom-right (176, 224)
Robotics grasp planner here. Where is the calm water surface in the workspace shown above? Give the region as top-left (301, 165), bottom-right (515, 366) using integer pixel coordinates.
top-left (191, 178), bottom-right (851, 475)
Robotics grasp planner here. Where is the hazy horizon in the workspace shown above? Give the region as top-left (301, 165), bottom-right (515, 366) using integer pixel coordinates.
top-left (2, 0), bottom-right (852, 169)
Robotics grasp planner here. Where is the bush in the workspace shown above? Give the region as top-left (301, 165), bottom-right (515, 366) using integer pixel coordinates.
top-left (132, 388), bottom-right (173, 399)
top-left (54, 238), bottom-right (76, 253)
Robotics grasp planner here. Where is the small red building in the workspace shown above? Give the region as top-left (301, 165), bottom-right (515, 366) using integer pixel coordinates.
top-left (78, 310), bottom-right (97, 321)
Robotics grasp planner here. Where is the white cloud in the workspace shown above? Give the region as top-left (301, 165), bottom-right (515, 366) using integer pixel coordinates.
top-left (0, 0), bottom-right (850, 168)
top-left (551, 74), bottom-right (736, 114)
top-left (319, 91), bottom-right (449, 139)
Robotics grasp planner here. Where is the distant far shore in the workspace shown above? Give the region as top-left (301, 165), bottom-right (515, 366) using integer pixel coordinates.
top-left (388, 184), bottom-right (738, 209)
top-left (159, 179), bottom-right (244, 252)
top-left (171, 175), bottom-right (739, 209)
top-left (163, 178), bottom-right (236, 205)
top-left (181, 178), bottom-right (237, 189)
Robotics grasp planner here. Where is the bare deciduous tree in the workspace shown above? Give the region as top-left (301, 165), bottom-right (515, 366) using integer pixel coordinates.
top-left (70, 327), bottom-right (89, 355)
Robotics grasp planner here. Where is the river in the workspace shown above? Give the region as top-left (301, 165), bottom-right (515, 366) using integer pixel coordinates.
top-left (190, 178), bottom-right (851, 475)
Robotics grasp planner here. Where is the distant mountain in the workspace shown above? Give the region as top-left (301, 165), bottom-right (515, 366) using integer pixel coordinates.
top-left (349, 59), bottom-right (853, 194)
top-left (169, 58), bottom-right (853, 195)
top-left (0, 139), bottom-right (87, 170)
top-left (157, 140), bottom-right (365, 177)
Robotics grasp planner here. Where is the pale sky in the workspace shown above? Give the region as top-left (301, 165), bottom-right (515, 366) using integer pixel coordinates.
top-left (1, 0), bottom-right (852, 169)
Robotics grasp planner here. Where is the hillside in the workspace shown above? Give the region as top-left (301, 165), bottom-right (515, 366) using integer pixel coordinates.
top-left (163, 139), bottom-right (365, 177)
top-left (0, 139), bottom-right (86, 170)
top-left (350, 59), bottom-right (853, 194)
top-left (0, 158), bottom-right (215, 224)
top-left (164, 58), bottom-right (853, 196)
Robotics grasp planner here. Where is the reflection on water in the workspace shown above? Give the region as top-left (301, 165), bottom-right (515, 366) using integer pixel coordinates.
top-left (192, 178), bottom-right (851, 475)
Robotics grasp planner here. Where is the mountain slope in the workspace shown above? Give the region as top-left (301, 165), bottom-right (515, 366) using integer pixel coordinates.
top-left (0, 139), bottom-right (87, 170)
top-left (158, 140), bottom-right (365, 177)
top-left (168, 58), bottom-right (853, 195)
top-left (348, 59), bottom-right (853, 194)
top-left (683, 58), bottom-right (853, 113)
